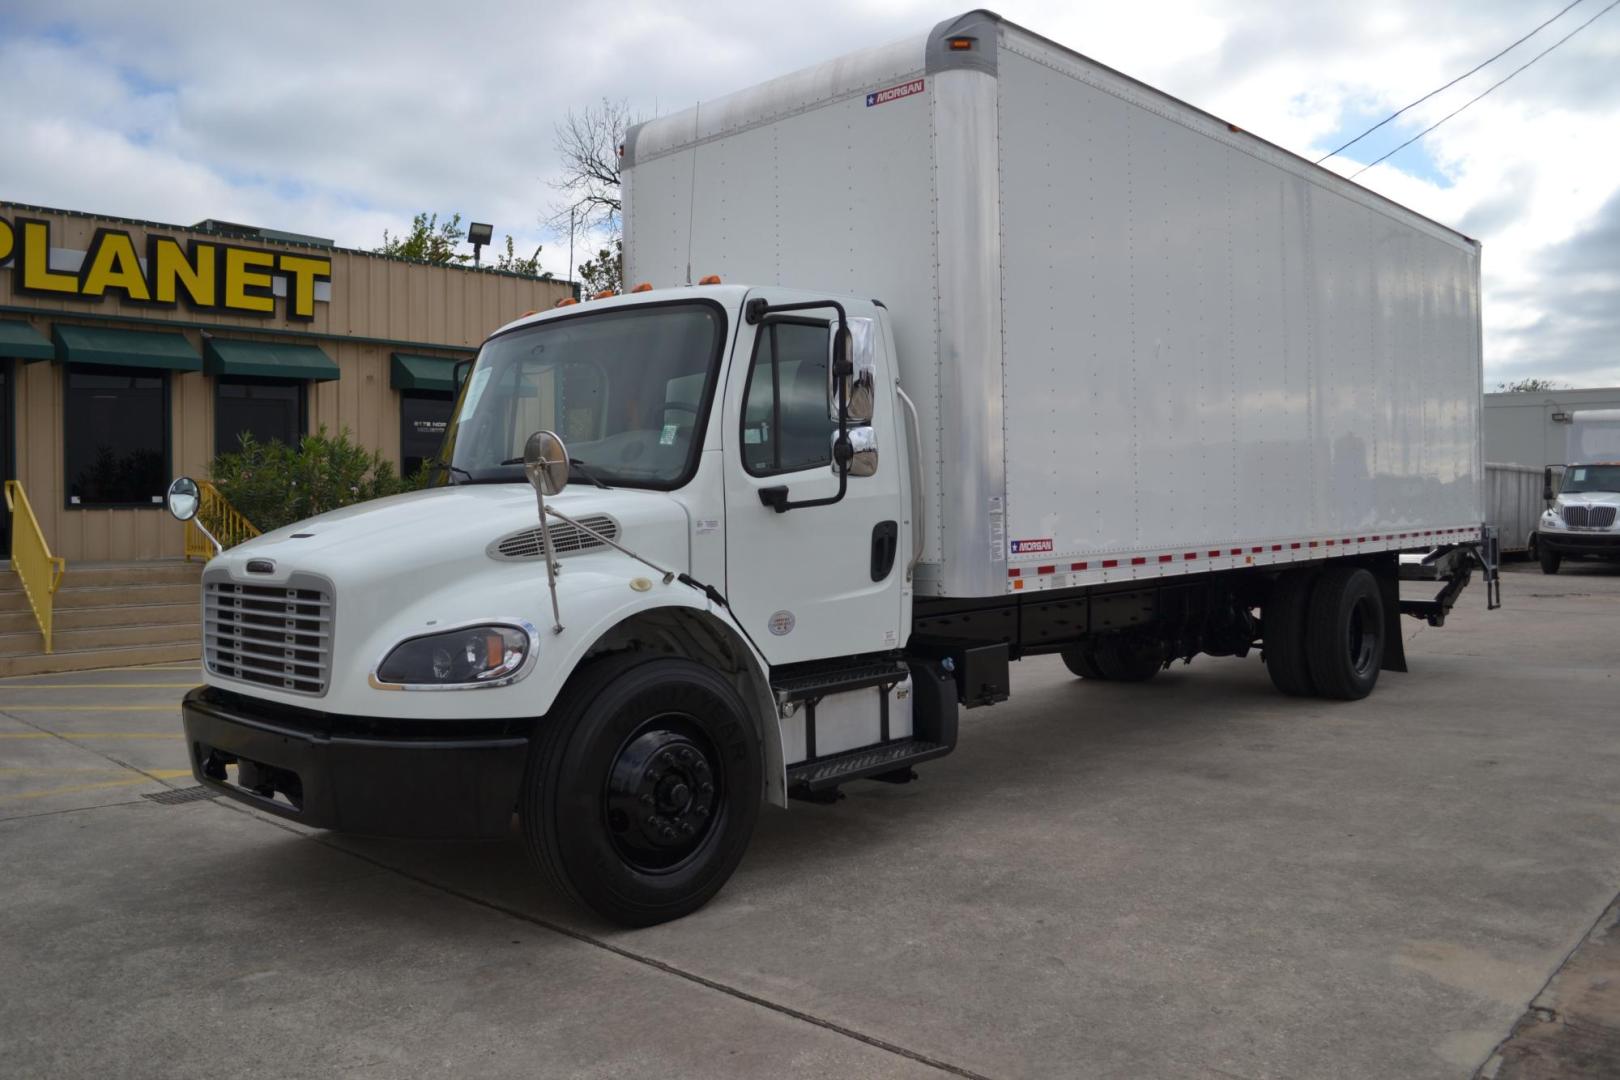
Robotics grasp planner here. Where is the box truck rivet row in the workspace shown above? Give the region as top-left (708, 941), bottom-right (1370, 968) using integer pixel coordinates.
top-left (167, 10), bottom-right (1497, 926)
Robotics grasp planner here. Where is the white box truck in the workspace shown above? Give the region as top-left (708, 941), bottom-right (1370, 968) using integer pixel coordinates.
top-left (1535, 409), bottom-right (1620, 572)
top-left (171, 11), bottom-right (1496, 925)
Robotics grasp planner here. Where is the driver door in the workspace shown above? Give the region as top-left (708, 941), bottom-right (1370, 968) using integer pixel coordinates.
top-left (722, 291), bottom-right (906, 666)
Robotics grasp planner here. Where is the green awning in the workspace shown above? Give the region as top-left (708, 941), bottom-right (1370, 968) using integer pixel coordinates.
top-left (0, 319), bottom-right (53, 362)
top-left (204, 339), bottom-right (339, 381)
top-left (391, 353), bottom-right (460, 393)
top-left (53, 325), bottom-right (202, 372)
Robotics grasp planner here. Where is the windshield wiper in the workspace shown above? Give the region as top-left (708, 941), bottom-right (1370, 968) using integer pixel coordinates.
top-left (496, 456), bottom-right (610, 489)
top-left (444, 464), bottom-right (474, 484)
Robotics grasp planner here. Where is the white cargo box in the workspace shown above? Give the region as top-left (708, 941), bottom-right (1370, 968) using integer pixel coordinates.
top-left (624, 10), bottom-right (1484, 598)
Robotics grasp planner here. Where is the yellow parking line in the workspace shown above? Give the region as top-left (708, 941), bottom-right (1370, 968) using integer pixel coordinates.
top-left (0, 769), bottom-right (194, 802)
top-left (0, 705), bottom-right (178, 712)
top-left (0, 767), bottom-right (138, 774)
top-left (2, 683), bottom-right (200, 690)
top-left (0, 732), bottom-right (181, 740)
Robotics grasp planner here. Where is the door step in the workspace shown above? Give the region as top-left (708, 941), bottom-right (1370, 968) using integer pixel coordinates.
top-left (787, 737), bottom-right (950, 793)
top-left (772, 659), bottom-right (911, 702)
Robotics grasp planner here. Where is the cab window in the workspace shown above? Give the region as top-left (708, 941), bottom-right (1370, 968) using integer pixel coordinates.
top-left (740, 320), bottom-right (830, 476)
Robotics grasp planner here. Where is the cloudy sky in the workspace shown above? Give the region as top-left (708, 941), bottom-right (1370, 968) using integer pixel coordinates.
top-left (1, 1), bottom-right (1615, 386)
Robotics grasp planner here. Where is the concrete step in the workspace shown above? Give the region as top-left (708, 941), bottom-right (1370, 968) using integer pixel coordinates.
top-left (53, 582), bottom-right (201, 610)
top-left (0, 642), bottom-right (201, 678)
top-left (0, 621), bottom-right (200, 658)
top-left (57, 561), bottom-right (203, 588)
top-left (0, 602), bottom-right (199, 635)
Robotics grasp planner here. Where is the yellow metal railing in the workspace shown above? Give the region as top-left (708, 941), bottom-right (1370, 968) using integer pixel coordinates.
top-left (4, 480), bottom-right (67, 654)
top-left (185, 481), bottom-right (262, 560)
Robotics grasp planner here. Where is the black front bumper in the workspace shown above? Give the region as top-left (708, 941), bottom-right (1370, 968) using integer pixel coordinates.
top-left (1540, 530), bottom-right (1620, 556)
top-left (181, 686), bottom-right (529, 838)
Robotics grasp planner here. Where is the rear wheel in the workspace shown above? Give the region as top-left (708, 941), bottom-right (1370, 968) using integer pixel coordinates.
top-left (1539, 544), bottom-right (1562, 574)
top-left (521, 655), bottom-right (762, 927)
top-left (1092, 636), bottom-right (1163, 681)
top-left (1060, 641), bottom-right (1107, 679)
top-left (1264, 570), bottom-right (1317, 697)
top-left (1304, 567), bottom-right (1385, 701)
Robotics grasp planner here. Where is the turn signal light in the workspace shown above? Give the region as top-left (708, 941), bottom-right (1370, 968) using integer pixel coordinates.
top-left (630, 282), bottom-right (654, 293)
top-left (555, 297), bottom-right (578, 307)
top-left (698, 274), bottom-right (722, 285)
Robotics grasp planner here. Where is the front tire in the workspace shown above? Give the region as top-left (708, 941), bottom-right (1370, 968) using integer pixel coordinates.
top-left (521, 655), bottom-right (762, 927)
top-left (1539, 544), bottom-right (1562, 574)
top-left (1304, 567), bottom-right (1385, 700)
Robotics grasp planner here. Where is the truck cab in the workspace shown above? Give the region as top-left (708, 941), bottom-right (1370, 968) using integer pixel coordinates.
top-left (177, 284), bottom-right (928, 926)
top-left (1536, 410), bottom-right (1620, 573)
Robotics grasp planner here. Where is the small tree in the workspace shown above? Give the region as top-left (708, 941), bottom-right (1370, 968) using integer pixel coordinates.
top-left (493, 236), bottom-right (549, 277)
top-left (209, 426), bottom-right (423, 534)
top-left (578, 239), bottom-right (623, 295)
top-left (376, 212), bottom-right (471, 264)
top-left (549, 98), bottom-right (631, 236)
top-left (1495, 378), bottom-right (1566, 392)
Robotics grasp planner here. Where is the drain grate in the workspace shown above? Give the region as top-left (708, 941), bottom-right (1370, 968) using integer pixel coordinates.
top-left (143, 785), bottom-right (218, 805)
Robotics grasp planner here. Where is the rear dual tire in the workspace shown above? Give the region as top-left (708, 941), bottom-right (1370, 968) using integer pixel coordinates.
top-left (1265, 566), bottom-right (1384, 701)
top-left (1061, 637), bottom-right (1163, 681)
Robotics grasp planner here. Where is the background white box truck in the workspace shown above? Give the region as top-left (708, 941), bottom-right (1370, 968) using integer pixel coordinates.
top-left (176, 10), bottom-right (1496, 925)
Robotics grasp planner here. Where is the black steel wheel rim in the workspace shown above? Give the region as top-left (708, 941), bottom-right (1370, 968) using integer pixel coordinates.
top-left (1346, 593), bottom-right (1380, 677)
top-left (603, 713), bottom-right (723, 873)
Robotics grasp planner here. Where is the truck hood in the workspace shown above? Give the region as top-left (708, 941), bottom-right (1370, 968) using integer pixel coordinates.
top-left (209, 483), bottom-right (692, 589)
top-left (1556, 491), bottom-right (1620, 508)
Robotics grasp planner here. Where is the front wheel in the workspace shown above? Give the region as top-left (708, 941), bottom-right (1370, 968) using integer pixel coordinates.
top-left (1539, 543), bottom-right (1562, 574)
top-left (521, 655), bottom-right (762, 927)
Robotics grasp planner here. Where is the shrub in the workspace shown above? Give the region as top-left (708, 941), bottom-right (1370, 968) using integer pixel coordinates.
top-left (209, 426), bottom-right (428, 534)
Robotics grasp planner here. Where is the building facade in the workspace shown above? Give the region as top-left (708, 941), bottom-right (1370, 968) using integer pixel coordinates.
top-left (0, 202), bottom-right (570, 562)
top-left (1484, 386), bottom-right (1620, 469)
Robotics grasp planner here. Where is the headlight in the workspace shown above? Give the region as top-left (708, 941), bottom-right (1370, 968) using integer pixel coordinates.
top-left (373, 623), bottom-right (534, 689)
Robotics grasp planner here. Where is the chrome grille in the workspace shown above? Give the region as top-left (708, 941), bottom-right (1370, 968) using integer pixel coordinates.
top-left (1561, 505), bottom-right (1617, 528)
top-left (491, 515), bottom-right (619, 560)
top-left (204, 573), bottom-right (334, 696)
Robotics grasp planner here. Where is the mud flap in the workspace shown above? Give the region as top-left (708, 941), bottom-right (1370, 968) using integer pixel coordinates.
top-left (1374, 554), bottom-right (1408, 673)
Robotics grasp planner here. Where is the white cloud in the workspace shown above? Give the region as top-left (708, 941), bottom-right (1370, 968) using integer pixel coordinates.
top-left (1, 0), bottom-right (1615, 384)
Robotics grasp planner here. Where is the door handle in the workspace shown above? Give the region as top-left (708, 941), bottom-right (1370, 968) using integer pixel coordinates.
top-left (871, 520), bottom-right (898, 581)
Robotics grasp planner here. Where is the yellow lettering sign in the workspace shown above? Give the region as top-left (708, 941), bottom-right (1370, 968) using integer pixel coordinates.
top-left (150, 237), bottom-right (216, 307)
top-left (222, 247), bottom-right (276, 314)
top-left (17, 219), bottom-right (79, 296)
top-left (79, 230), bottom-right (152, 301)
top-left (276, 253), bottom-right (331, 321)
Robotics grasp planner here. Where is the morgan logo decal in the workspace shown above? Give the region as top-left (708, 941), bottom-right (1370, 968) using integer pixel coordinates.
top-left (1010, 538), bottom-right (1053, 554)
top-left (866, 79), bottom-right (924, 107)
top-left (768, 610), bottom-right (796, 636)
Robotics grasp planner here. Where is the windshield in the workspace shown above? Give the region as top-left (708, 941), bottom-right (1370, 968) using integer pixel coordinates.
top-left (444, 302), bottom-right (725, 488)
top-left (1561, 464), bottom-right (1620, 494)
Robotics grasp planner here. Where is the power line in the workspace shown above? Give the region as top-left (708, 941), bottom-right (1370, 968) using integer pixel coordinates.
top-left (1349, 0), bottom-right (1619, 179)
top-left (1316, 0), bottom-right (1587, 164)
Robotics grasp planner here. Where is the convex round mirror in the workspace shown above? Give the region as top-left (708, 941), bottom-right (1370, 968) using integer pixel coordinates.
top-left (523, 430), bottom-right (570, 496)
top-left (166, 476), bottom-right (201, 522)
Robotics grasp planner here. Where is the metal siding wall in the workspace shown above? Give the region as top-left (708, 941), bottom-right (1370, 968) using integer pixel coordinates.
top-left (996, 46), bottom-right (1481, 566)
top-left (1, 204), bottom-right (569, 562)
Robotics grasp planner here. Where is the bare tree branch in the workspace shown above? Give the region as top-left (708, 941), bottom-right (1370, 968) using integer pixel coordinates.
top-left (548, 98), bottom-right (633, 237)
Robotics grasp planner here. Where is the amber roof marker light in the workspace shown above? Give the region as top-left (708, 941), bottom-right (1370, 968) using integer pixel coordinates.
top-left (948, 36), bottom-right (975, 50)
top-left (630, 282), bottom-right (654, 293)
top-left (697, 274), bottom-right (723, 285)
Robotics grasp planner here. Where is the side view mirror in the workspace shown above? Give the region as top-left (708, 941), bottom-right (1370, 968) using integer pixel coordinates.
top-left (831, 426), bottom-right (878, 478)
top-left (828, 317), bottom-right (877, 425)
top-left (523, 430), bottom-right (569, 496)
top-left (166, 476), bottom-right (201, 521)
top-left (1543, 465), bottom-right (1561, 503)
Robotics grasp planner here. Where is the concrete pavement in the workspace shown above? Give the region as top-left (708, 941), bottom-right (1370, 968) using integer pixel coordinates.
top-left (2, 560), bottom-right (1617, 1078)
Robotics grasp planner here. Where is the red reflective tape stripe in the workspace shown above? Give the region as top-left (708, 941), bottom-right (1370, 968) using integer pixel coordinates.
top-left (1232, 548), bottom-right (1243, 555)
top-left (1007, 568), bottom-right (1020, 578)
top-left (1131, 557), bottom-right (1146, 566)
top-left (1037, 565), bottom-right (1055, 575)
top-left (1254, 546), bottom-right (1264, 553)
top-left (1308, 541), bottom-right (1319, 548)
top-left (1102, 559), bottom-right (1119, 568)
top-left (1357, 537), bottom-right (1366, 543)
top-left (1184, 552), bottom-right (1197, 560)
top-left (1071, 562), bottom-right (1088, 571)
top-left (1209, 550), bottom-right (1221, 557)
top-left (1276, 544), bottom-right (1285, 551)
top-left (1158, 554), bottom-right (1173, 564)
top-left (1326, 539), bottom-right (1335, 546)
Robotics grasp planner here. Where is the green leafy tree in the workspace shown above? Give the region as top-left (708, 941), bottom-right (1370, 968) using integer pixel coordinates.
top-left (209, 426), bottom-right (428, 535)
top-left (493, 235), bottom-right (550, 277)
top-left (578, 238), bottom-right (622, 295)
top-left (376, 212), bottom-right (471, 264)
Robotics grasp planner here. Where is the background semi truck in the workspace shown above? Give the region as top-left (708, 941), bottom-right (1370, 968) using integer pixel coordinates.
top-left (177, 10), bottom-right (1495, 926)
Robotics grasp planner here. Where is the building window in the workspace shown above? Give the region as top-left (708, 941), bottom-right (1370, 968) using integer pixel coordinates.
top-left (64, 365), bottom-right (169, 508)
top-left (400, 391), bottom-right (454, 477)
top-left (215, 377), bottom-right (305, 455)
top-left (740, 319), bottom-right (831, 476)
